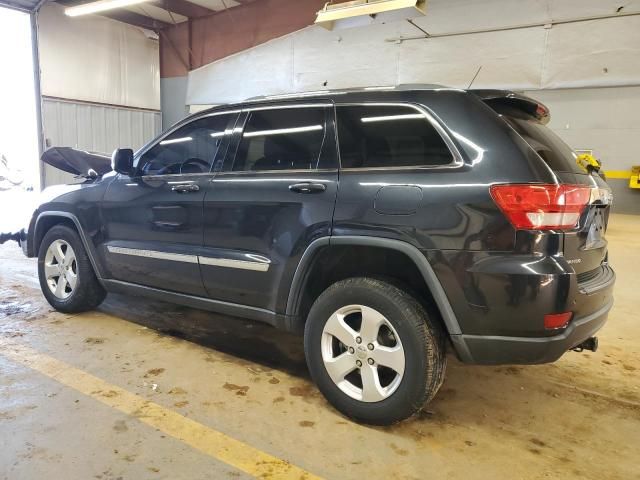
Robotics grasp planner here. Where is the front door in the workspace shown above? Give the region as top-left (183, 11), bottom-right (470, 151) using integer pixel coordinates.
top-left (101, 111), bottom-right (238, 296)
top-left (200, 103), bottom-right (339, 313)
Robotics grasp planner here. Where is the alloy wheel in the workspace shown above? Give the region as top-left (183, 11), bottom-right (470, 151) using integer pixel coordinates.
top-left (44, 239), bottom-right (77, 300)
top-left (321, 304), bottom-right (405, 402)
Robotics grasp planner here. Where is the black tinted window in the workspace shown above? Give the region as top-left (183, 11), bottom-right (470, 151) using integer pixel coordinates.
top-left (139, 113), bottom-right (234, 175)
top-left (233, 108), bottom-right (325, 172)
top-left (336, 105), bottom-right (453, 169)
top-left (503, 115), bottom-right (584, 174)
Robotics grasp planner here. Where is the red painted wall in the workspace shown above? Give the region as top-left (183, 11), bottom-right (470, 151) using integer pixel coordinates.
top-left (160, 0), bottom-right (326, 78)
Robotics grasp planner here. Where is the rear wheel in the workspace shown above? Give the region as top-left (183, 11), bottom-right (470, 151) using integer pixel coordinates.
top-left (38, 225), bottom-right (106, 313)
top-left (304, 277), bottom-right (446, 425)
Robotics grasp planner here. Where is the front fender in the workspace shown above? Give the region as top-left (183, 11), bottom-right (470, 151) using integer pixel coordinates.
top-left (31, 211), bottom-right (105, 283)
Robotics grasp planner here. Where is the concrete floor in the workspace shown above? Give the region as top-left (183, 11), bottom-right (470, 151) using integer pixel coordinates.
top-left (1, 215), bottom-right (639, 480)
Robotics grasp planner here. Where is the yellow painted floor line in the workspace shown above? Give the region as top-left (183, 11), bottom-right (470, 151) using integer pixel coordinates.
top-left (0, 339), bottom-right (322, 480)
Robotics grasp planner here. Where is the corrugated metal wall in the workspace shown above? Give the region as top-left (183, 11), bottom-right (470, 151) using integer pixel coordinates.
top-left (41, 97), bottom-right (161, 186)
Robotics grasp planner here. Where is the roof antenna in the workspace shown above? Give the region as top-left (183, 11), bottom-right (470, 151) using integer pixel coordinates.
top-left (467, 66), bottom-right (483, 90)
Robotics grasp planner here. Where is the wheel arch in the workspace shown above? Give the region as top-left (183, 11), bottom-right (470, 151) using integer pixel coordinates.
top-left (286, 236), bottom-right (464, 339)
top-left (34, 211), bottom-right (104, 283)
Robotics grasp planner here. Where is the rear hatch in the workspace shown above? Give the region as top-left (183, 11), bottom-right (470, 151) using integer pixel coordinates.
top-left (475, 90), bottom-right (612, 276)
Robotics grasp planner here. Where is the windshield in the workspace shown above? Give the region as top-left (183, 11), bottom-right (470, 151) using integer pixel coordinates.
top-left (502, 115), bottom-right (584, 175)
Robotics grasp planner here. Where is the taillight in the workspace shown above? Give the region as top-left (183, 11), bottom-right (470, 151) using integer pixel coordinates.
top-left (490, 184), bottom-right (591, 230)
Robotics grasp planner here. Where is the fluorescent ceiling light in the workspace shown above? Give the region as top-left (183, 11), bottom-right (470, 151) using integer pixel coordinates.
top-left (315, 0), bottom-right (426, 30)
top-left (361, 113), bottom-right (425, 123)
top-left (244, 125), bottom-right (323, 138)
top-left (160, 136), bottom-right (192, 145)
top-left (65, 0), bottom-right (152, 17)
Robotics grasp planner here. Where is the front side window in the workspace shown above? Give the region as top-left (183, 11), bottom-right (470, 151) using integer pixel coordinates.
top-left (336, 105), bottom-right (453, 169)
top-left (233, 107), bottom-right (326, 172)
top-left (138, 113), bottom-right (234, 176)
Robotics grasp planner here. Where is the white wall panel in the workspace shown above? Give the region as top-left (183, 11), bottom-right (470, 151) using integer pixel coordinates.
top-left (543, 16), bottom-right (640, 89)
top-left (548, 0), bottom-right (640, 19)
top-left (161, 76), bottom-right (189, 128)
top-left (413, 0), bottom-right (550, 35)
top-left (524, 86), bottom-right (640, 171)
top-left (292, 22), bottom-right (407, 91)
top-left (187, 36), bottom-right (295, 105)
top-left (412, 0), bottom-right (640, 34)
top-left (398, 26), bottom-right (546, 90)
top-left (186, 1), bottom-right (640, 105)
top-left (38, 3), bottom-right (160, 110)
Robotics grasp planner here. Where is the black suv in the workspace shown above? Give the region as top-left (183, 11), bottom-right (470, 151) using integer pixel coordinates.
top-left (23, 86), bottom-right (615, 425)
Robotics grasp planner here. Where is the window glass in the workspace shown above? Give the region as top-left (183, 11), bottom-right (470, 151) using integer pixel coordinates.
top-left (139, 113), bottom-right (234, 175)
top-left (336, 105), bottom-right (453, 168)
top-left (503, 114), bottom-right (583, 174)
top-left (233, 108), bottom-right (325, 172)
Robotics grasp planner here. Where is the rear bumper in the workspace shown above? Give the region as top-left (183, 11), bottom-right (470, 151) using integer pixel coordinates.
top-left (452, 298), bottom-right (613, 364)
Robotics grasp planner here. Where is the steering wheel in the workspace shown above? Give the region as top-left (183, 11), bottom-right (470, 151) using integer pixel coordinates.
top-left (180, 158), bottom-right (210, 174)
top-left (153, 162), bottom-right (182, 175)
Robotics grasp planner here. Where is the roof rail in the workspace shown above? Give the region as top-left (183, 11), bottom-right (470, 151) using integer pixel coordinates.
top-left (244, 83), bottom-right (451, 102)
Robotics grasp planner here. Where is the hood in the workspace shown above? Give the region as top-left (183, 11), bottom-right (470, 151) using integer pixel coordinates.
top-left (41, 147), bottom-right (112, 177)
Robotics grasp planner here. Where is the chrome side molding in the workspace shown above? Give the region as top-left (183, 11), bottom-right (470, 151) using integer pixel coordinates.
top-left (107, 246), bottom-right (199, 264)
top-left (198, 256), bottom-right (270, 272)
top-left (106, 246), bottom-right (270, 272)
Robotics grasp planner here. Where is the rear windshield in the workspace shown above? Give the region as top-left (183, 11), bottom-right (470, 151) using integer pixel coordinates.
top-left (502, 114), bottom-right (584, 175)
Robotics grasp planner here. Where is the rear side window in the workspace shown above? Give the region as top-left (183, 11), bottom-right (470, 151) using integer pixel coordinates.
top-left (233, 107), bottom-right (326, 172)
top-left (336, 105), bottom-right (453, 169)
top-left (502, 114), bottom-right (584, 175)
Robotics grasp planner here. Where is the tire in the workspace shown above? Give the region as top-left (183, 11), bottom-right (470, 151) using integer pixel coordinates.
top-left (304, 277), bottom-right (446, 425)
top-left (37, 225), bottom-right (106, 313)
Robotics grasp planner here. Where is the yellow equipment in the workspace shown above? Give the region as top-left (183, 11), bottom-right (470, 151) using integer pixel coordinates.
top-left (576, 153), bottom-right (602, 174)
top-left (630, 166), bottom-right (640, 189)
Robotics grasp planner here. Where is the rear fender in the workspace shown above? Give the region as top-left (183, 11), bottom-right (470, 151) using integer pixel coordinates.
top-left (285, 236), bottom-right (470, 358)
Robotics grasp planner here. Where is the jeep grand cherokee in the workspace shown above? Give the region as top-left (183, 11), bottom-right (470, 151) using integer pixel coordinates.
top-left (23, 86), bottom-right (615, 425)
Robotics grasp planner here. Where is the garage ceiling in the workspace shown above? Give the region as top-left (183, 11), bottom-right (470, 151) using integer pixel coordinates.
top-left (1, 0), bottom-right (257, 29)
top-left (0, 0), bottom-right (43, 12)
top-left (120, 0), bottom-right (250, 25)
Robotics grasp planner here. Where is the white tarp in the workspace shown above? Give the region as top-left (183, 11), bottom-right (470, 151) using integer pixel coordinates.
top-left (38, 3), bottom-right (160, 110)
top-left (187, 0), bottom-right (640, 105)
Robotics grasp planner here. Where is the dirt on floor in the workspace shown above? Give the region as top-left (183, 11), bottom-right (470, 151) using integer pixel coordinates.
top-left (0, 214), bottom-right (639, 480)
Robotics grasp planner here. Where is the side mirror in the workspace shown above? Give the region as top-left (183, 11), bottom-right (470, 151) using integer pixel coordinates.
top-left (111, 148), bottom-right (135, 176)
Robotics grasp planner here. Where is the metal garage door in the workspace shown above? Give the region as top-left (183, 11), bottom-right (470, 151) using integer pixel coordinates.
top-left (41, 97), bottom-right (161, 186)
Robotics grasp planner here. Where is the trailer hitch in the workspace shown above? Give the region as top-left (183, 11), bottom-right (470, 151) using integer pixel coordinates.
top-left (571, 337), bottom-right (598, 353)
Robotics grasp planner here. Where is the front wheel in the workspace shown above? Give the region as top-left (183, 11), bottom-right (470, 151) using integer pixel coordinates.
top-left (304, 277), bottom-right (446, 425)
top-left (38, 225), bottom-right (106, 313)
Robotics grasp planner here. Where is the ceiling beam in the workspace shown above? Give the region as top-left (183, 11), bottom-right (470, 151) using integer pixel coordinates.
top-left (155, 0), bottom-right (213, 18)
top-left (101, 9), bottom-right (170, 29)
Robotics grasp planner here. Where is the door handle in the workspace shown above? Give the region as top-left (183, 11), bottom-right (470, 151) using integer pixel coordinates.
top-left (288, 182), bottom-right (327, 194)
top-left (171, 183), bottom-right (200, 193)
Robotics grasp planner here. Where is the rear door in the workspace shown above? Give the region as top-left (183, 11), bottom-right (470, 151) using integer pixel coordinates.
top-left (101, 111), bottom-right (237, 295)
top-left (200, 102), bottom-right (339, 313)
